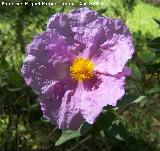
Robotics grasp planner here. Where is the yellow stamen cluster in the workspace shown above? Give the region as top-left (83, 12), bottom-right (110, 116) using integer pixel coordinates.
top-left (70, 58), bottom-right (95, 81)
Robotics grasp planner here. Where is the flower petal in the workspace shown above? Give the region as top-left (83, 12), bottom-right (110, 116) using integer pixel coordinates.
top-left (47, 13), bottom-right (74, 38)
top-left (21, 53), bottom-right (71, 93)
top-left (40, 81), bottom-right (85, 130)
top-left (26, 30), bottom-right (74, 61)
top-left (21, 29), bottom-right (76, 93)
top-left (81, 74), bottom-right (125, 124)
top-left (92, 19), bottom-right (134, 75)
top-left (68, 7), bottom-right (98, 26)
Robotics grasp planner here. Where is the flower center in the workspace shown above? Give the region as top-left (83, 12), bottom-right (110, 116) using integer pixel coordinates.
top-left (70, 58), bottom-right (95, 81)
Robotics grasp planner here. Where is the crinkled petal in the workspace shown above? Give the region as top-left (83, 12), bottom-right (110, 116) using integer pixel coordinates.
top-left (94, 33), bottom-right (134, 75)
top-left (21, 54), bottom-right (71, 93)
top-left (47, 12), bottom-right (88, 55)
top-left (81, 74), bottom-right (125, 124)
top-left (21, 29), bottom-right (77, 93)
top-left (26, 29), bottom-right (74, 61)
top-left (91, 18), bottom-right (134, 75)
top-left (47, 13), bottom-right (74, 38)
top-left (72, 26), bottom-right (105, 46)
top-left (68, 7), bottom-right (98, 26)
top-left (40, 81), bottom-right (85, 130)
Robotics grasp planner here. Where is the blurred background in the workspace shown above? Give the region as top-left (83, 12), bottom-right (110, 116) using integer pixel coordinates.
top-left (0, 0), bottom-right (160, 150)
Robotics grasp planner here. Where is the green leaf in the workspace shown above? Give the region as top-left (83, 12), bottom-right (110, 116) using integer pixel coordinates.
top-left (1, 58), bottom-right (9, 69)
top-left (80, 122), bottom-right (92, 135)
top-left (147, 87), bottom-right (160, 94)
top-left (40, 116), bottom-right (49, 123)
top-left (97, 8), bottom-right (107, 15)
top-left (7, 87), bottom-right (21, 92)
top-left (116, 94), bottom-right (146, 110)
top-left (95, 112), bottom-right (129, 141)
top-left (116, 93), bottom-right (138, 107)
top-left (55, 122), bottom-right (91, 146)
top-left (134, 95), bottom-right (146, 103)
top-left (95, 111), bottom-right (116, 131)
top-left (55, 130), bottom-right (81, 146)
top-left (106, 120), bottom-right (129, 141)
top-left (154, 18), bottom-right (160, 26)
top-left (29, 103), bottom-right (39, 110)
top-left (148, 37), bottom-right (160, 50)
top-left (145, 63), bottom-right (160, 73)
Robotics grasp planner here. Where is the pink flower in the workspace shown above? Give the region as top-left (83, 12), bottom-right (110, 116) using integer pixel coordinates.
top-left (21, 7), bottom-right (134, 130)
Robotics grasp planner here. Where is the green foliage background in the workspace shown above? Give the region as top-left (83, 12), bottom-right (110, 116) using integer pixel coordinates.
top-left (0, 0), bottom-right (160, 150)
